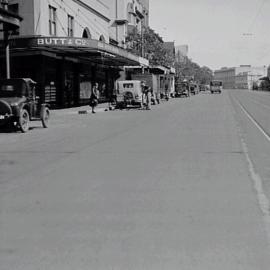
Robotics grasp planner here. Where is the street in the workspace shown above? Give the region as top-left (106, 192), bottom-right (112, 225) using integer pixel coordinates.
top-left (1, 90), bottom-right (270, 269)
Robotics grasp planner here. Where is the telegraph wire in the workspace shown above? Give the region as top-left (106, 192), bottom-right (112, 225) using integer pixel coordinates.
top-left (247, 0), bottom-right (267, 34)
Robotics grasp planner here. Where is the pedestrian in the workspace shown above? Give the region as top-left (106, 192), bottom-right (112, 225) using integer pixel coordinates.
top-left (146, 86), bottom-right (152, 110)
top-left (143, 84), bottom-right (151, 110)
top-left (89, 82), bottom-right (99, 113)
top-left (65, 82), bottom-right (72, 107)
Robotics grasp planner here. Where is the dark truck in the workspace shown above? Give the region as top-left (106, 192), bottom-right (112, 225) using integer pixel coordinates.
top-left (0, 78), bottom-right (50, 132)
top-left (175, 81), bottom-right (190, 97)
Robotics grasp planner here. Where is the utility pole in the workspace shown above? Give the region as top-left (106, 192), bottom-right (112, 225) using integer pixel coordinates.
top-left (141, 26), bottom-right (144, 58)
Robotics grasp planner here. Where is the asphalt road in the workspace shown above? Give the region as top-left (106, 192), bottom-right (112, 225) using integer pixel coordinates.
top-left (1, 90), bottom-right (270, 269)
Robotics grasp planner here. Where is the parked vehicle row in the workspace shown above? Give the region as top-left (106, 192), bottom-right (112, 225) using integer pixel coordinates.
top-left (175, 81), bottom-right (202, 98)
top-left (0, 77), bottom-right (222, 133)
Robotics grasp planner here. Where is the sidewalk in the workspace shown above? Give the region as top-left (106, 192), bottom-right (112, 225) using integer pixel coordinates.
top-left (52, 102), bottom-right (113, 115)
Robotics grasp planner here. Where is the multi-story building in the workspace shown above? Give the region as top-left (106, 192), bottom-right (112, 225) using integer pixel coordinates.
top-left (0, 0), bottom-right (148, 108)
top-left (214, 67), bottom-right (236, 89)
top-left (214, 65), bottom-right (267, 89)
top-left (107, 0), bottom-right (149, 49)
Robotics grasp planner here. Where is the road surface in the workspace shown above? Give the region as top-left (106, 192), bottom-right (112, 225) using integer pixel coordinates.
top-left (0, 90), bottom-right (270, 269)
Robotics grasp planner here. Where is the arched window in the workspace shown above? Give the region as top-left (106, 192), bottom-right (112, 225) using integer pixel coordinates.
top-left (99, 35), bottom-right (105, 42)
top-left (82, 27), bottom-right (91, 39)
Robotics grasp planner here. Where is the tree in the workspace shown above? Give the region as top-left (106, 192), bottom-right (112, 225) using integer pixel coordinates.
top-left (175, 58), bottom-right (213, 84)
top-left (126, 26), bottom-right (173, 67)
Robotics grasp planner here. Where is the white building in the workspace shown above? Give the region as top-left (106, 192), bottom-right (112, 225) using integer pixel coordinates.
top-left (214, 65), bottom-right (267, 89)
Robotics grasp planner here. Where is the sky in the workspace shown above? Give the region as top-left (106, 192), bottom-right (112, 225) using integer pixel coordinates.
top-left (149, 0), bottom-right (270, 70)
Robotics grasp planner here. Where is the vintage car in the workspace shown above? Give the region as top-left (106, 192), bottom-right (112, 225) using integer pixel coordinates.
top-left (0, 78), bottom-right (50, 132)
top-left (210, 80), bottom-right (222, 94)
top-left (116, 80), bottom-right (144, 109)
top-left (175, 82), bottom-right (190, 98)
top-left (199, 84), bottom-right (207, 91)
top-left (190, 83), bottom-right (199, 95)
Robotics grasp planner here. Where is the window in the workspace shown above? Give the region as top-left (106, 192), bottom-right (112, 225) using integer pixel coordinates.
top-left (67, 15), bottom-right (74, 37)
top-left (49, 5), bottom-right (57, 36)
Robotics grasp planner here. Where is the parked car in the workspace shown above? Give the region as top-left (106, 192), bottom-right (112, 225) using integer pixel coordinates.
top-left (175, 82), bottom-right (190, 97)
top-left (116, 80), bottom-right (144, 109)
top-left (0, 78), bottom-right (50, 132)
top-left (190, 83), bottom-right (199, 95)
top-left (199, 84), bottom-right (207, 91)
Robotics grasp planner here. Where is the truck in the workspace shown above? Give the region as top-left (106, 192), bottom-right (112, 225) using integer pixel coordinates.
top-left (131, 73), bottom-right (161, 105)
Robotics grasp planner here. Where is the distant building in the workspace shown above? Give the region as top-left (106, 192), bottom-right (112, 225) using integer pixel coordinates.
top-left (175, 45), bottom-right (188, 63)
top-left (214, 65), bottom-right (267, 89)
top-left (164, 41), bottom-right (176, 66)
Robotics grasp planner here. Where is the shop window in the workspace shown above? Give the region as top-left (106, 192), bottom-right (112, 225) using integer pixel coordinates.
top-left (49, 5), bottom-right (57, 36)
top-left (67, 14), bottom-right (74, 37)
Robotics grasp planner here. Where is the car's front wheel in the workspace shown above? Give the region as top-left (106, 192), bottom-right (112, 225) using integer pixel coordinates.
top-left (19, 109), bottom-right (30, 133)
top-left (41, 107), bottom-right (50, 128)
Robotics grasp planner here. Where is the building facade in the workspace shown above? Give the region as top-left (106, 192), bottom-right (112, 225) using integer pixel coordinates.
top-left (107, 0), bottom-right (149, 49)
top-left (9, 0), bottom-right (111, 41)
top-left (214, 65), bottom-right (267, 90)
top-left (0, 0), bottom-right (148, 108)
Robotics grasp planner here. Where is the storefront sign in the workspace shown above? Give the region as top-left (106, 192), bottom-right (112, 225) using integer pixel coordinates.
top-left (37, 37), bottom-right (91, 47)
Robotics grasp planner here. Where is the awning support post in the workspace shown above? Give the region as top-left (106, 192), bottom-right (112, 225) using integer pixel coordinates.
top-left (4, 30), bottom-right (10, 79)
top-left (2, 0), bottom-right (11, 79)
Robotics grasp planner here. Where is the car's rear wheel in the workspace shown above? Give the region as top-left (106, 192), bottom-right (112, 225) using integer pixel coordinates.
top-left (19, 109), bottom-right (30, 133)
top-left (41, 107), bottom-right (50, 128)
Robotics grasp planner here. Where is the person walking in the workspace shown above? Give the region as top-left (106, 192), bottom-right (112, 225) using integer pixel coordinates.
top-left (144, 84), bottom-right (152, 110)
top-left (89, 82), bottom-right (99, 113)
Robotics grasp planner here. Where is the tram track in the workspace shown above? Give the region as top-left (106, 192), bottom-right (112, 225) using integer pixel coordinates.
top-left (231, 93), bottom-right (270, 143)
top-left (229, 91), bottom-right (270, 244)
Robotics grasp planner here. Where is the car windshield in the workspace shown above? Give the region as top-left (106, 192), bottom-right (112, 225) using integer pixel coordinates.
top-left (211, 81), bottom-right (222, 86)
top-left (0, 80), bottom-right (26, 97)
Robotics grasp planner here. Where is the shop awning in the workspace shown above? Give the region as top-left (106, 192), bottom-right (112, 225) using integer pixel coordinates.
top-left (3, 36), bottom-right (149, 67)
top-left (149, 65), bottom-right (168, 74)
top-left (124, 65), bottom-right (172, 75)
